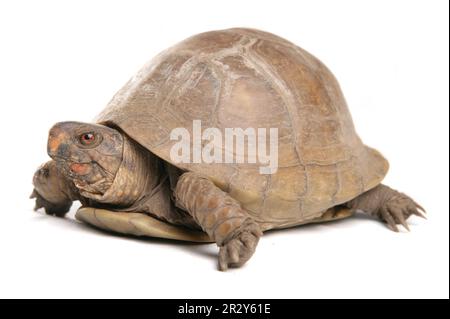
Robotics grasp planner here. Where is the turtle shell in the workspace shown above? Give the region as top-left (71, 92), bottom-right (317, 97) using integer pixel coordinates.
top-left (75, 206), bottom-right (353, 242)
top-left (96, 28), bottom-right (388, 229)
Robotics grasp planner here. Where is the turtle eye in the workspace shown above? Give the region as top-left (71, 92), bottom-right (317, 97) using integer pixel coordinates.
top-left (79, 132), bottom-right (96, 146)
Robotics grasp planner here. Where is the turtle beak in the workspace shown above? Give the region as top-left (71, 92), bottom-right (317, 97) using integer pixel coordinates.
top-left (47, 123), bottom-right (71, 160)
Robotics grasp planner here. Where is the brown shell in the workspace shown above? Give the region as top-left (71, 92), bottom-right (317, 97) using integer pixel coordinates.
top-left (96, 28), bottom-right (388, 228)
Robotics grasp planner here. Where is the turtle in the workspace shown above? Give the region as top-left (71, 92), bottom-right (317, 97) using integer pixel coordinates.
top-left (31, 28), bottom-right (425, 271)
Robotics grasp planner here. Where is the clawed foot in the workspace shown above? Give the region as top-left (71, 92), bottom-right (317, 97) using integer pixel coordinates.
top-left (31, 162), bottom-right (72, 217)
top-left (377, 193), bottom-right (426, 232)
top-left (30, 189), bottom-right (71, 217)
top-left (218, 225), bottom-right (262, 271)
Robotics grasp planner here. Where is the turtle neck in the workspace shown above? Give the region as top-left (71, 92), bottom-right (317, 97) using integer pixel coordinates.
top-left (85, 136), bottom-right (198, 229)
top-left (89, 136), bottom-right (160, 207)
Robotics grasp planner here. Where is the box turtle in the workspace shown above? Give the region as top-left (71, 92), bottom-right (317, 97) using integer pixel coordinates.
top-left (31, 28), bottom-right (425, 270)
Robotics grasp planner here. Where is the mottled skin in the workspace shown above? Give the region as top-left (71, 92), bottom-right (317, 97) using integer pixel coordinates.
top-left (32, 28), bottom-right (425, 270)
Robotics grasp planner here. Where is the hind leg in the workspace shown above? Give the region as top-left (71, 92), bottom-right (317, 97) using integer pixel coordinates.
top-left (345, 184), bottom-right (426, 232)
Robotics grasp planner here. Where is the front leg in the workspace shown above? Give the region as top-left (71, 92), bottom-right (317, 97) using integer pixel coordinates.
top-left (174, 172), bottom-right (263, 271)
top-left (31, 160), bottom-right (78, 217)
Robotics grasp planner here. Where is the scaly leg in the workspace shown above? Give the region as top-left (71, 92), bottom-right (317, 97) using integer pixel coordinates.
top-left (174, 172), bottom-right (262, 271)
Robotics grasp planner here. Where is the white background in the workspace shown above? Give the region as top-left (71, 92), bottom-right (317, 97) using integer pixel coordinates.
top-left (0, 0), bottom-right (448, 299)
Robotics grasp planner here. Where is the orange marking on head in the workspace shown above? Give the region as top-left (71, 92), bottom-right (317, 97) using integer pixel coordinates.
top-left (48, 126), bottom-right (67, 154)
top-left (70, 163), bottom-right (91, 175)
top-left (49, 135), bottom-right (64, 153)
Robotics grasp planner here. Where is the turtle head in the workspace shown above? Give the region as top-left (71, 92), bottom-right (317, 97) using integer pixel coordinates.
top-left (47, 122), bottom-right (123, 197)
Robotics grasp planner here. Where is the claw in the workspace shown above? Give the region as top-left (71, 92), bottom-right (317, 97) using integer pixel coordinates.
top-left (30, 190), bottom-right (37, 199)
top-left (229, 246), bottom-right (239, 264)
top-left (31, 189), bottom-right (43, 211)
top-left (413, 210), bottom-right (427, 219)
top-left (33, 203), bottom-right (42, 212)
top-left (218, 247), bottom-right (228, 271)
top-left (391, 207), bottom-right (410, 232)
top-left (380, 208), bottom-right (399, 232)
top-left (413, 201), bottom-right (427, 214)
top-left (398, 212), bottom-right (410, 232)
top-left (387, 223), bottom-right (399, 232)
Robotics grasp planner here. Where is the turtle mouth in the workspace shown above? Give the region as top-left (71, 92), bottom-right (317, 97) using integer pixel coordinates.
top-left (52, 157), bottom-right (115, 198)
top-left (52, 155), bottom-right (91, 165)
top-left (69, 162), bottom-right (91, 176)
top-left (52, 157), bottom-right (93, 176)
top-left (57, 161), bottom-right (114, 198)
